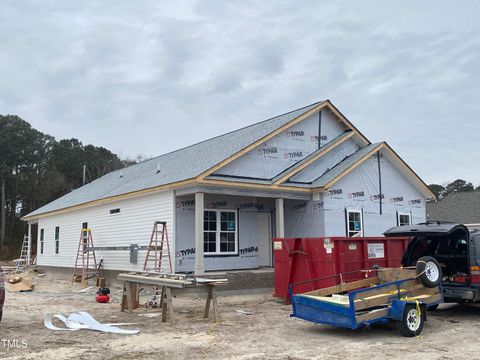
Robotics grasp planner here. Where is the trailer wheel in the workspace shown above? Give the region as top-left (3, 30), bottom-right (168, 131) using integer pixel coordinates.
top-left (416, 256), bottom-right (442, 288)
top-left (400, 304), bottom-right (424, 337)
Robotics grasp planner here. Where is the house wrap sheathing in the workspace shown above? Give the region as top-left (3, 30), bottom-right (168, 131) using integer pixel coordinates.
top-left (22, 100), bottom-right (435, 273)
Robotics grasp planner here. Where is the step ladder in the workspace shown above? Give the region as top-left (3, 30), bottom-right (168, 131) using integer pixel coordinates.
top-left (143, 221), bottom-right (172, 273)
top-left (72, 227), bottom-right (98, 287)
top-left (14, 235), bottom-right (30, 272)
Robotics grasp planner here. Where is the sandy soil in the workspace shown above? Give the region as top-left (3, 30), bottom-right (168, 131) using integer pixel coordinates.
top-left (1, 271), bottom-right (480, 360)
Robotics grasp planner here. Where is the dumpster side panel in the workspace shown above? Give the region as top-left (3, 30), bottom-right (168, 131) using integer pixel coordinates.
top-left (274, 236), bottom-right (411, 299)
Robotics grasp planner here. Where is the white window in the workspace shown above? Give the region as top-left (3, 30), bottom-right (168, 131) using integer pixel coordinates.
top-left (204, 210), bottom-right (237, 255)
top-left (82, 222), bottom-right (88, 247)
top-left (55, 226), bottom-right (60, 254)
top-left (40, 228), bottom-right (44, 255)
top-left (347, 210), bottom-right (363, 237)
top-left (398, 213), bottom-right (411, 226)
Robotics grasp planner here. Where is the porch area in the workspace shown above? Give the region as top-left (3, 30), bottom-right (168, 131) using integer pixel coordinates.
top-left (173, 186), bottom-right (311, 274)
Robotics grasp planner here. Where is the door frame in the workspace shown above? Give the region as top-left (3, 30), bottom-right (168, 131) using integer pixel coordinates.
top-left (257, 213), bottom-right (273, 267)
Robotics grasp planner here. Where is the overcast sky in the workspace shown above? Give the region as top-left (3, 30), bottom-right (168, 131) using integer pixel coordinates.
top-left (1, 1), bottom-right (479, 186)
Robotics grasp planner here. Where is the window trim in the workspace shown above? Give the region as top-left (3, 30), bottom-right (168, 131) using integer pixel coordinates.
top-left (398, 212), bottom-right (412, 226)
top-left (347, 209), bottom-right (363, 237)
top-left (54, 226), bottom-right (60, 255)
top-left (203, 209), bottom-right (238, 256)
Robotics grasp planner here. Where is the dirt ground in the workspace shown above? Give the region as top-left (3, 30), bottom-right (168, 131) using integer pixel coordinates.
top-left (1, 271), bottom-right (480, 360)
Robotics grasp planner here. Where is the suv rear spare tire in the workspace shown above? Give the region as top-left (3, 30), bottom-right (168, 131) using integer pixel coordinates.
top-left (416, 256), bottom-right (442, 288)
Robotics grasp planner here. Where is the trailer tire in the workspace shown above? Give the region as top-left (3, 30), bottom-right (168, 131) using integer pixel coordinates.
top-left (400, 304), bottom-right (424, 337)
top-left (416, 256), bottom-right (442, 288)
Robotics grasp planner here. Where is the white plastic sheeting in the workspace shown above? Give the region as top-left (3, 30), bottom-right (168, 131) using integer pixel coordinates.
top-left (175, 194), bottom-right (275, 272)
top-left (322, 150), bottom-right (426, 236)
top-left (215, 111), bottom-right (348, 179)
top-left (284, 197), bottom-right (325, 238)
top-left (44, 312), bottom-right (140, 334)
top-left (319, 110), bottom-right (349, 148)
top-left (284, 149), bottom-right (426, 238)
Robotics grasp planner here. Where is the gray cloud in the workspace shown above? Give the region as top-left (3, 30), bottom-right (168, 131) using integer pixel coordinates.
top-left (1, 0), bottom-right (479, 185)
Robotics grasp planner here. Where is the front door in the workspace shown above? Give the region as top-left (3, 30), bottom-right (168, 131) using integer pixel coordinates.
top-left (257, 213), bottom-right (272, 267)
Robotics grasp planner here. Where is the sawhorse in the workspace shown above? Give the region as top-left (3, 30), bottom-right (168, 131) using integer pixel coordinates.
top-left (121, 281), bottom-right (221, 325)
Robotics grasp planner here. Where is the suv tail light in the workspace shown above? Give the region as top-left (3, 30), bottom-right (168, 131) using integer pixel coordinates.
top-left (470, 266), bottom-right (480, 283)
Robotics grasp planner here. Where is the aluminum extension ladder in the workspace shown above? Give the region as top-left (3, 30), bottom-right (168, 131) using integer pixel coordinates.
top-left (14, 235), bottom-right (30, 272)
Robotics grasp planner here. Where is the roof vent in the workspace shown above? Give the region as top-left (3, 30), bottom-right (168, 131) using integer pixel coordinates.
top-left (119, 170), bottom-right (124, 178)
top-left (156, 164), bottom-right (161, 174)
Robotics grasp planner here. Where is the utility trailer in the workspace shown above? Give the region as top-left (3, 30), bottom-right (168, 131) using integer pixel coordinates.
top-left (289, 257), bottom-right (443, 337)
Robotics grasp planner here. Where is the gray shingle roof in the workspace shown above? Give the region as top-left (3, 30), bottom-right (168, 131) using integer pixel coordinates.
top-left (26, 101), bottom-right (324, 217)
top-left (427, 192), bottom-right (480, 224)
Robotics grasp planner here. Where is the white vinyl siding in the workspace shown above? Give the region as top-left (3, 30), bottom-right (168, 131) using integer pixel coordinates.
top-left (36, 190), bottom-right (175, 272)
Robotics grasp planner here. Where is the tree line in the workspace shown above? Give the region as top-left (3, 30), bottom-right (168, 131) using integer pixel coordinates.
top-left (428, 179), bottom-right (480, 199)
top-left (0, 115), bottom-right (141, 259)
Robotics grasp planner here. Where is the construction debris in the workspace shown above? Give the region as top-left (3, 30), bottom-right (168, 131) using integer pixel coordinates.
top-left (78, 286), bottom-right (95, 293)
top-left (44, 311), bottom-right (139, 334)
top-left (235, 309), bottom-right (255, 315)
top-left (6, 276), bottom-right (34, 292)
top-left (138, 313), bottom-right (161, 318)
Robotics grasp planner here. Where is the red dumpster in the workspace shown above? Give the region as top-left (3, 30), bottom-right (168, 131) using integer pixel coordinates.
top-left (273, 236), bottom-right (411, 301)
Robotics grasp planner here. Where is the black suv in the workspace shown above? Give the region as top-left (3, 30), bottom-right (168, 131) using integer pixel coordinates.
top-left (385, 222), bottom-right (479, 303)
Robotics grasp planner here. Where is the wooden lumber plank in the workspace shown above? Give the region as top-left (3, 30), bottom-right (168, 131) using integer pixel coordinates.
top-left (354, 285), bottom-right (425, 311)
top-left (377, 268), bottom-right (416, 283)
top-left (212, 286), bottom-right (220, 322)
top-left (420, 293), bottom-right (442, 304)
top-left (120, 284), bottom-right (127, 312)
top-left (406, 286), bottom-right (439, 298)
top-left (125, 282), bottom-right (133, 314)
top-left (118, 273), bottom-right (192, 288)
top-left (355, 308), bottom-right (390, 322)
top-left (353, 280), bottom-right (416, 301)
top-left (355, 293), bottom-right (442, 323)
top-left (166, 287), bottom-right (175, 326)
top-left (402, 292), bottom-right (442, 303)
top-left (204, 286), bottom-right (212, 318)
top-left (121, 282), bottom-right (139, 311)
top-left (303, 277), bottom-right (379, 297)
top-left (355, 285), bottom-right (439, 311)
